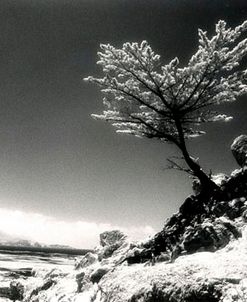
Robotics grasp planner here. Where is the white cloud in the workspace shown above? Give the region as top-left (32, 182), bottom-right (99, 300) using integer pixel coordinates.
top-left (0, 208), bottom-right (155, 248)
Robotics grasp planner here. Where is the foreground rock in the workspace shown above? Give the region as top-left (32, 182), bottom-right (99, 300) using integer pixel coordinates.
top-left (0, 281), bottom-right (24, 301)
top-left (17, 166), bottom-right (247, 301)
top-left (147, 168), bottom-right (247, 260)
top-left (96, 229), bottom-right (247, 302)
top-left (20, 223), bottom-right (247, 302)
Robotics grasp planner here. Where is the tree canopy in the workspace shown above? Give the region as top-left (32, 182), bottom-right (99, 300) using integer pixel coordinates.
top-left (85, 20), bottom-right (247, 192)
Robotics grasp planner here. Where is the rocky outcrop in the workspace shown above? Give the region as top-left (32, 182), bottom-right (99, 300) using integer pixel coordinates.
top-left (95, 230), bottom-right (247, 302)
top-left (231, 134), bottom-right (247, 167)
top-left (100, 230), bottom-right (126, 247)
top-left (182, 217), bottom-right (241, 253)
top-left (136, 168), bottom-right (247, 262)
top-left (97, 230), bottom-right (127, 260)
top-left (21, 222), bottom-right (247, 302)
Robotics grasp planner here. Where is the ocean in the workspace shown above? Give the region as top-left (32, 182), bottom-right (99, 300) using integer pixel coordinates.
top-left (0, 248), bottom-right (82, 301)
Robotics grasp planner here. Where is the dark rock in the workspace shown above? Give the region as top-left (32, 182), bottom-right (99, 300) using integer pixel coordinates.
top-left (125, 247), bottom-right (154, 264)
top-left (9, 281), bottom-right (24, 301)
top-left (211, 201), bottom-right (231, 217)
top-left (182, 218), bottom-right (241, 253)
top-left (129, 281), bottom-right (222, 302)
top-left (231, 135), bottom-right (247, 167)
top-left (125, 166), bottom-right (247, 265)
top-left (30, 279), bottom-right (56, 298)
top-left (8, 268), bottom-right (32, 278)
top-left (0, 282), bottom-right (24, 301)
top-left (179, 196), bottom-right (205, 218)
top-left (76, 272), bottom-right (85, 292)
top-left (40, 279), bottom-right (55, 291)
top-left (90, 267), bottom-right (110, 283)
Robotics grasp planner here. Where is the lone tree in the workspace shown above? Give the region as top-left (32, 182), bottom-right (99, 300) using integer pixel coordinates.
top-left (85, 20), bottom-right (247, 193)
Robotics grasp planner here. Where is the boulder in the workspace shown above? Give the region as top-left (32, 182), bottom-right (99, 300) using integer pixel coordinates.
top-left (90, 266), bottom-right (110, 283)
top-left (231, 135), bottom-right (247, 167)
top-left (100, 230), bottom-right (126, 247)
top-left (98, 230), bottom-right (127, 260)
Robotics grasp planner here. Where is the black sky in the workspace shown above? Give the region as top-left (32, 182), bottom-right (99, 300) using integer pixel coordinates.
top-left (0, 0), bottom-right (246, 232)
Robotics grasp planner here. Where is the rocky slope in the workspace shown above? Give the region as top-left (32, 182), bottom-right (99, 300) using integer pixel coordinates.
top-left (19, 217), bottom-right (247, 302)
top-left (13, 168), bottom-right (246, 302)
top-left (3, 135), bottom-right (247, 302)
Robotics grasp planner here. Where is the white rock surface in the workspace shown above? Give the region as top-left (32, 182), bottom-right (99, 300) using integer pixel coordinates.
top-left (21, 225), bottom-right (247, 302)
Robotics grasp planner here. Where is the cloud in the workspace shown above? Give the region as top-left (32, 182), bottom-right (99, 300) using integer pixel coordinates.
top-left (0, 208), bottom-right (155, 248)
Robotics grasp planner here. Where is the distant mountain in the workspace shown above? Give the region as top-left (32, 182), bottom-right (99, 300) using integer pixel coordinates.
top-left (47, 244), bottom-right (73, 249)
top-left (0, 231), bottom-right (72, 249)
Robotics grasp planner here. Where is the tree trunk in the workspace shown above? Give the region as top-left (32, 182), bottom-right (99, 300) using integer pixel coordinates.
top-left (174, 117), bottom-right (219, 195)
top-left (180, 145), bottom-right (218, 194)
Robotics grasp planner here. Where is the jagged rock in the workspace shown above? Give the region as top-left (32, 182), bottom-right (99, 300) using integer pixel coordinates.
top-left (148, 168), bottom-right (247, 260)
top-left (211, 197), bottom-right (246, 220)
top-left (100, 230), bottom-right (126, 247)
top-left (98, 230), bottom-right (127, 260)
top-left (182, 218), bottom-right (241, 253)
top-left (75, 252), bottom-right (98, 269)
top-left (231, 135), bottom-right (247, 167)
top-left (90, 266), bottom-right (110, 283)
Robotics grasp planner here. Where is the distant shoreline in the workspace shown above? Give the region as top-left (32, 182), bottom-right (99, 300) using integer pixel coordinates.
top-left (0, 245), bottom-right (92, 256)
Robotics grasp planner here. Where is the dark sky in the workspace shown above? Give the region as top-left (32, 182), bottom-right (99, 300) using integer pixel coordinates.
top-left (0, 0), bottom-right (246, 242)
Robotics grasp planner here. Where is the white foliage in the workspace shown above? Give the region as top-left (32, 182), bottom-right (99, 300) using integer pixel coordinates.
top-left (85, 20), bottom-right (247, 144)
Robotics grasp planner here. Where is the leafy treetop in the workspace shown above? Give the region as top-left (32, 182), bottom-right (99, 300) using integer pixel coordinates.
top-left (85, 20), bottom-right (247, 192)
